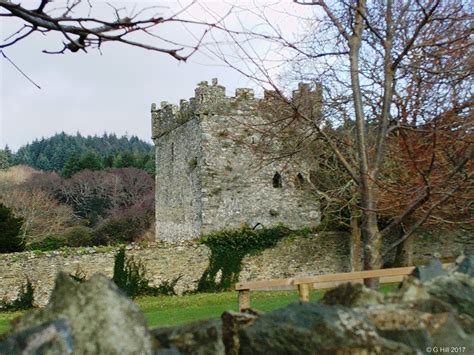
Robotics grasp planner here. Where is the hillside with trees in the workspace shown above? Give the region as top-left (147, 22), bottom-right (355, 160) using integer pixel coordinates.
top-left (4, 132), bottom-right (155, 177)
top-left (0, 165), bottom-right (154, 252)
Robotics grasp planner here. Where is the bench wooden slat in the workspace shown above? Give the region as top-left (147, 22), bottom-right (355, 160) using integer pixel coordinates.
top-left (236, 266), bottom-right (413, 290)
top-left (311, 276), bottom-right (404, 290)
top-left (236, 264), bottom-right (451, 291)
top-left (293, 266), bottom-right (415, 285)
top-left (237, 263), bottom-right (451, 311)
top-left (235, 277), bottom-right (295, 290)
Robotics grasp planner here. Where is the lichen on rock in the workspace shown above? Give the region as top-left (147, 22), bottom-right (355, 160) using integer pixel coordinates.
top-left (11, 272), bottom-right (153, 355)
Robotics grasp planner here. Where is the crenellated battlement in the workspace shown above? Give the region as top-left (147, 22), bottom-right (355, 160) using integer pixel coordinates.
top-left (151, 78), bottom-right (322, 141)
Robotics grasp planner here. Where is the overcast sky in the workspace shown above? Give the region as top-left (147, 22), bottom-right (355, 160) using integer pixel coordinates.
top-left (0, 1), bottom-right (308, 151)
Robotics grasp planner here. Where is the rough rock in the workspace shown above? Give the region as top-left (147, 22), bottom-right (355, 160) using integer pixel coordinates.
top-left (0, 319), bottom-right (73, 355)
top-left (221, 311), bottom-right (259, 355)
top-left (454, 255), bottom-right (474, 277)
top-left (151, 319), bottom-right (224, 355)
top-left (361, 305), bottom-right (473, 350)
top-left (385, 276), bottom-right (431, 304)
top-left (425, 272), bottom-right (474, 317)
top-left (428, 313), bottom-right (473, 348)
top-left (411, 258), bottom-right (447, 282)
top-left (321, 282), bottom-right (383, 307)
top-left (377, 329), bottom-right (431, 352)
top-left (238, 303), bottom-right (414, 354)
top-left (12, 272), bottom-right (153, 355)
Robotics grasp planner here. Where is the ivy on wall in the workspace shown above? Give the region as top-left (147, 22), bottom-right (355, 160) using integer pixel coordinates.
top-left (197, 225), bottom-right (294, 292)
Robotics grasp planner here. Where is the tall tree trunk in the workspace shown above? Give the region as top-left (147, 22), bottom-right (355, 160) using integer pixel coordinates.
top-left (348, 0), bottom-right (383, 287)
top-left (393, 230), bottom-right (414, 266)
top-left (350, 189), bottom-right (362, 271)
top-left (362, 207), bottom-right (383, 288)
top-left (350, 215), bottom-right (362, 272)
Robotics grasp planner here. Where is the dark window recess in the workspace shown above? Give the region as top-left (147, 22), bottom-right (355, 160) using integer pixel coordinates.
top-left (296, 173), bottom-right (305, 189)
top-left (171, 143), bottom-right (174, 161)
top-left (273, 172), bottom-right (282, 188)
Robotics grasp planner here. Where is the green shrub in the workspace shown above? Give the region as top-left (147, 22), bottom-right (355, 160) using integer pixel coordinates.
top-left (94, 217), bottom-right (148, 245)
top-left (27, 226), bottom-right (95, 251)
top-left (0, 202), bottom-right (24, 253)
top-left (112, 248), bottom-right (149, 298)
top-left (0, 278), bottom-right (34, 311)
top-left (63, 226), bottom-right (94, 247)
top-left (112, 248), bottom-right (180, 298)
top-left (27, 235), bottom-right (68, 251)
top-left (197, 225), bottom-right (292, 292)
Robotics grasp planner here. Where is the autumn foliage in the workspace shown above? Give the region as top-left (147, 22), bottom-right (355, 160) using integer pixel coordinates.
top-left (379, 107), bottom-right (473, 232)
top-left (0, 165), bottom-right (154, 252)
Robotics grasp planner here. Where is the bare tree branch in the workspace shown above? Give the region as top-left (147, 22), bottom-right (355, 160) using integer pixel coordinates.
top-left (0, 50), bottom-right (41, 89)
top-left (0, 0), bottom-right (228, 60)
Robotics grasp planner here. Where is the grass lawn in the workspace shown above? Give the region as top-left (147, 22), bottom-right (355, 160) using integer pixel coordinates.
top-left (0, 290), bottom-right (320, 335)
top-left (0, 284), bottom-right (397, 336)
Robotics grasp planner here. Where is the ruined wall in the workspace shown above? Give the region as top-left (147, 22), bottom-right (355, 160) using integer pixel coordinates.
top-left (152, 79), bottom-right (320, 241)
top-left (1, 231), bottom-right (470, 307)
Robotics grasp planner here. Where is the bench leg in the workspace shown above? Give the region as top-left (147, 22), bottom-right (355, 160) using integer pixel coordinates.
top-left (298, 284), bottom-right (310, 302)
top-left (238, 290), bottom-right (250, 311)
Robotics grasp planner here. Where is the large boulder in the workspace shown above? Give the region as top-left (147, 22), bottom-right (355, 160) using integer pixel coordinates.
top-left (424, 272), bottom-right (474, 317)
top-left (11, 273), bottom-right (153, 355)
top-left (0, 319), bottom-right (73, 355)
top-left (151, 319), bottom-right (224, 355)
top-left (361, 305), bottom-right (473, 350)
top-left (238, 303), bottom-right (414, 354)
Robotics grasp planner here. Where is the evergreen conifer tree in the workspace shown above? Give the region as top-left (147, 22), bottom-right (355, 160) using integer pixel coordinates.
top-left (0, 203), bottom-right (24, 253)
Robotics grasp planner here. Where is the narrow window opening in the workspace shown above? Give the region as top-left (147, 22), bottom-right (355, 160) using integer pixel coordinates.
top-left (273, 172), bottom-right (282, 188)
top-left (171, 142), bottom-right (174, 161)
top-left (295, 173), bottom-right (305, 189)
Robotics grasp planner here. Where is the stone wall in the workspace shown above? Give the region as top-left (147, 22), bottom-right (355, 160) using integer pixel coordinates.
top-left (199, 104), bottom-right (320, 234)
top-left (153, 118), bottom-right (203, 241)
top-left (1, 230), bottom-right (470, 307)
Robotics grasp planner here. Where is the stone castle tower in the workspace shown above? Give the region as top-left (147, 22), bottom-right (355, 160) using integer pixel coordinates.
top-left (151, 78), bottom-right (320, 241)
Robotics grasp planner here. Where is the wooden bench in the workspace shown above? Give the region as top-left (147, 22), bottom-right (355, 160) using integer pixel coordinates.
top-left (235, 264), bottom-right (451, 311)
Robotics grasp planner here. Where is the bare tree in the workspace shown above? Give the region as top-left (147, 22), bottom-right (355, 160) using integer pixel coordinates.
top-left (0, 0), bottom-right (226, 59)
top-left (205, 0), bottom-right (473, 285)
top-left (0, 187), bottom-right (76, 242)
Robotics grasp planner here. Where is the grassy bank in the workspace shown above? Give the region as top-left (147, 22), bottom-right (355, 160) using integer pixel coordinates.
top-left (0, 284), bottom-right (398, 335)
top-left (0, 290), bottom-right (321, 335)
